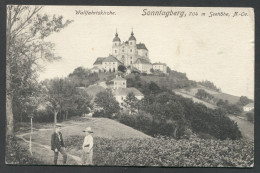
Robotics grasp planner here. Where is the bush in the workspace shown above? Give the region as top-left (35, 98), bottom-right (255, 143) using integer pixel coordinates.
top-left (246, 112), bottom-right (254, 122)
top-left (34, 109), bottom-right (53, 123)
top-left (92, 110), bottom-right (105, 118)
top-left (65, 135), bottom-right (254, 167)
top-left (5, 136), bottom-right (43, 164)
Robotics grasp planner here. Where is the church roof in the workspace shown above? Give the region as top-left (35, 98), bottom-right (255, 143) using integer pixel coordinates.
top-left (113, 87), bottom-right (144, 97)
top-left (136, 43), bottom-right (148, 50)
top-left (93, 57), bottom-right (106, 65)
top-left (103, 55), bottom-right (123, 64)
top-left (153, 62), bottom-right (167, 66)
top-left (111, 75), bottom-right (126, 82)
top-left (133, 58), bottom-right (151, 64)
top-left (113, 32), bottom-right (121, 42)
top-left (129, 31), bottom-right (136, 41)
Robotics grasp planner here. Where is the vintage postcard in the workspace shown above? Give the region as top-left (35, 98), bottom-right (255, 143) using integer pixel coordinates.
top-left (6, 5), bottom-right (254, 167)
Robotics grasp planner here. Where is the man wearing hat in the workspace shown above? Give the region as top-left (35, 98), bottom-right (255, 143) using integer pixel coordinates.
top-left (51, 124), bottom-right (67, 165)
top-left (82, 127), bottom-right (94, 165)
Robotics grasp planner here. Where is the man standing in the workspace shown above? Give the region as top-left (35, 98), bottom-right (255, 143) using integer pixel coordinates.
top-left (82, 127), bottom-right (94, 165)
top-left (51, 124), bottom-right (67, 165)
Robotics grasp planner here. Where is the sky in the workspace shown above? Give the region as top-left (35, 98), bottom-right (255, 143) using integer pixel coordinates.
top-left (37, 6), bottom-right (254, 99)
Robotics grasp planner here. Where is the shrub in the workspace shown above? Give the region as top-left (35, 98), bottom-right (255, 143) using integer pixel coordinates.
top-left (65, 135), bottom-right (254, 167)
top-left (5, 136), bottom-right (44, 164)
top-left (92, 110), bottom-right (105, 118)
top-left (246, 112), bottom-right (254, 122)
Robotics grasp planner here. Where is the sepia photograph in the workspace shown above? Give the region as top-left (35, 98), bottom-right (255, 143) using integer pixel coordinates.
top-left (5, 5), bottom-right (254, 167)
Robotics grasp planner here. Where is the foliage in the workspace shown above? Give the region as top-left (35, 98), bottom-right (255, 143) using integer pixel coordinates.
top-left (237, 96), bottom-right (253, 107)
top-left (68, 67), bottom-right (99, 87)
top-left (123, 92), bottom-right (139, 114)
top-left (118, 65), bottom-right (127, 73)
top-left (65, 135), bottom-right (254, 167)
top-left (246, 112), bottom-right (254, 123)
top-left (42, 77), bottom-right (93, 123)
top-left (92, 110), bottom-right (105, 118)
top-left (138, 91), bottom-right (242, 140)
top-left (6, 5), bottom-right (73, 134)
top-left (217, 99), bottom-right (242, 115)
top-left (195, 89), bottom-right (215, 102)
top-left (94, 90), bottom-right (120, 118)
top-left (5, 136), bottom-right (44, 164)
top-left (198, 80), bottom-right (221, 92)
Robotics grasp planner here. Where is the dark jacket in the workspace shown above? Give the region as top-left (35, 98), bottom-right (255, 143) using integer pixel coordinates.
top-left (51, 132), bottom-right (65, 151)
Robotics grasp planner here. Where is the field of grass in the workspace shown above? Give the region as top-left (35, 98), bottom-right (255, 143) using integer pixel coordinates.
top-left (174, 91), bottom-right (217, 109)
top-left (178, 86), bottom-right (240, 104)
top-left (22, 117), bottom-right (151, 146)
top-left (228, 115), bottom-right (254, 141)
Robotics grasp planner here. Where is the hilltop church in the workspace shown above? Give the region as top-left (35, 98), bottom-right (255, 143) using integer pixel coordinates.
top-left (92, 29), bottom-right (167, 74)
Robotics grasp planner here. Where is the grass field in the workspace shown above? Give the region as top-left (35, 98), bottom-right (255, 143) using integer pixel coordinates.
top-left (178, 86), bottom-right (240, 104)
top-left (174, 91), bottom-right (217, 109)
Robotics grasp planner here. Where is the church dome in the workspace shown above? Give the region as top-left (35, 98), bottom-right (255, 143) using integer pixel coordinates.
top-left (113, 32), bottom-right (121, 42)
top-left (129, 31), bottom-right (136, 41)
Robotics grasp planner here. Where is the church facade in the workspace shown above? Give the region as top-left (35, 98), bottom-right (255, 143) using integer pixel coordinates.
top-left (112, 30), bottom-right (150, 68)
top-left (92, 29), bottom-right (167, 74)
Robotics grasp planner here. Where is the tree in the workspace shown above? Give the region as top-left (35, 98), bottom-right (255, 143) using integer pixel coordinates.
top-left (94, 90), bottom-right (120, 117)
top-left (124, 92), bottom-right (139, 114)
top-left (6, 5), bottom-right (73, 135)
top-left (239, 96), bottom-right (253, 106)
top-left (43, 78), bottom-right (63, 125)
top-left (118, 65), bottom-right (127, 73)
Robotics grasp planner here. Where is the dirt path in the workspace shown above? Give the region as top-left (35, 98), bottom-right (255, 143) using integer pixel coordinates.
top-left (228, 115), bottom-right (254, 141)
top-left (16, 128), bottom-right (82, 165)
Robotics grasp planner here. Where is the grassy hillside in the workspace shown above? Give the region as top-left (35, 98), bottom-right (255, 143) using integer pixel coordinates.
top-left (23, 117), bottom-right (151, 146)
top-left (174, 91), bottom-right (217, 109)
top-left (177, 86), bottom-right (240, 105)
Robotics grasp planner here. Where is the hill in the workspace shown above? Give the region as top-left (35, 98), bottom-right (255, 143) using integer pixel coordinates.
top-left (177, 86), bottom-right (240, 105)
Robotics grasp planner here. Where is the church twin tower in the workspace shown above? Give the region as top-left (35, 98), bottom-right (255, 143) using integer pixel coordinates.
top-left (112, 29), bottom-right (150, 67)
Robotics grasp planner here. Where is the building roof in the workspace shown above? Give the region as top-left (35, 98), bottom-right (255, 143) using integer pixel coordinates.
top-left (90, 66), bottom-right (100, 70)
top-left (93, 57), bottom-right (106, 65)
top-left (113, 32), bottom-right (121, 42)
top-left (103, 55), bottom-right (123, 64)
top-left (244, 103), bottom-right (254, 108)
top-left (129, 32), bottom-right (136, 41)
top-left (133, 58), bottom-right (151, 64)
top-left (136, 43), bottom-right (148, 50)
top-left (112, 75), bottom-right (126, 82)
top-left (153, 62), bottom-right (167, 66)
top-left (113, 87), bottom-right (144, 97)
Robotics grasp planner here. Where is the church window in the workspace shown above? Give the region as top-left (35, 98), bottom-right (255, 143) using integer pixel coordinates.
top-left (130, 49), bottom-right (132, 52)
top-left (123, 82), bottom-right (125, 85)
top-left (115, 43), bottom-right (117, 46)
top-left (130, 42), bottom-right (132, 45)
top-left (130, 61), bottom-right (132, 64)
top-left (122, 49), bottom-right (124, 52)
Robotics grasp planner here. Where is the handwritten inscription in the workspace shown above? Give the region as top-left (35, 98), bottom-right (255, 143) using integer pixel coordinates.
top-left (141, 9), bottom-right (249, 18)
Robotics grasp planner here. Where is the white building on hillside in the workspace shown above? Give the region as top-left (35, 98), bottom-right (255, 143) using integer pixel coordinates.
top-left (243, 103), bottom-right (254, 112)
top-left (112, 75), bottom-right (127, 89)
top-left (111, 75), bottom-right (144, 107)
top-left (153, 62), bottom-right (167, 73)
top-left (132, 58), bottom-right (152, 74)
